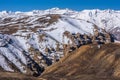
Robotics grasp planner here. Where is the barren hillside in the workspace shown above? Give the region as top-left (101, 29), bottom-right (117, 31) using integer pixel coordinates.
top-left (41, 43), bottom-right (120, 80)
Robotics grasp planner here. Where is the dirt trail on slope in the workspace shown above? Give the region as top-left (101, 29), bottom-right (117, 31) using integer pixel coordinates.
top-left (40, 43), bottom-right (120, 80)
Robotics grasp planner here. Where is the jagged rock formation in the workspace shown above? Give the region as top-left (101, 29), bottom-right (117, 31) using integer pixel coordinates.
top-left (62, 27), bottom-right (115, 55)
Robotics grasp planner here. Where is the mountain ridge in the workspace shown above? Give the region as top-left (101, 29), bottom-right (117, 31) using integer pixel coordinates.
top-left (0, 8), bottom-right (120, 76)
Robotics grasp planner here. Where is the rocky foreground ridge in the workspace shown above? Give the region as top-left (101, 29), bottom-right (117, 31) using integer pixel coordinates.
top-left (40, 43), bottom-right (120, 80)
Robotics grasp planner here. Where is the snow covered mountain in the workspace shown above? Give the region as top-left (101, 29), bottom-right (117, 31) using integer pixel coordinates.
top-left (0, 8), bottom-right (120, 75)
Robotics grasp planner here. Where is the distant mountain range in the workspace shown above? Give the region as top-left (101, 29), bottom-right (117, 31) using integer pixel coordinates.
top-left (0, 8), bottom-right (120, 74)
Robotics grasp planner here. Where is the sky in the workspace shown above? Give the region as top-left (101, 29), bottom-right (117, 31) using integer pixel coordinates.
top-left (0, 0), bottom-right (120, 11)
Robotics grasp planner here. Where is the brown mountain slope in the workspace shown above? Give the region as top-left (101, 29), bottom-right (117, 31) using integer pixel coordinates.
top-left (40, 43), bottom-right (120, 80)
top-left (0, 72), bottom-right (39, 80)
